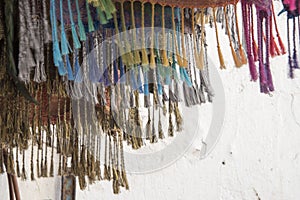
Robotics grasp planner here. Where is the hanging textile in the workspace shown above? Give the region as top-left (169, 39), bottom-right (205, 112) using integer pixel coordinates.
top-left (0, 0), bottom-right (288, 195)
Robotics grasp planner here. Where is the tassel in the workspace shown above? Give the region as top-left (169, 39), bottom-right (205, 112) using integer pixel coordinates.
top-left (198, 9), bottom-right (205, 69)
top-left (141, 2), bottom-right (149, 66)
top-left (60, 0), bottom-right (71, 55)
top-left (265, 15), bottom-right (274, 91)
top-left (272, 2), bottom-right (286, 54)
top-left (130, 0), bottom-right (141, 65)
top-left (76, 0), bottom-right (87, 41)
top-left (174, 102), bottom-right (183, 131)
top-left (102, 0), bottom-right (115, 19)
top-left (150, 102), bottom-right (158, 143)
top-left (149, 3), bottom-right (156, 68)
top-left (224, 6), bottom-right (242, 68)
top-left (0, 115), bottom-right (3, 174)
top-left (16, 147), bottom-right (20, 177)
top-left (257, 11), bottom-right (268, 92)
top-left (143, 67), bottom-right (150, 107)
top-left (234, 4), bottom-right (247, 65)
top-left (86, 1), bottom-right (95, 32)
top-left (31, 142), bottom-right (35, 180)
top-left (97, 6), bottom-right (108, 25)
top-left (50, 134), bottom-right (54, 177)
top-left (241, 3), bottom-right (258, 81)
top-left (68, 0), bottom-right (81, 49)
top-left (269, 15), bottom-right (277, 57)
top-left (50, 0), bottom-right (63, 67)
top-left (181, 8), bottom-right (188, 67)
top-left (287, 17), bottom-right (294, 78)
top-left (145, 108), bottom-right (151, 140)
top-left (66, 55), bottom-right (75, 80)
top-left (21, 150), bottom-right (27, 180)
top-left (292, 17), bottom-right (299, 69)
top-left (113, 12), bottom-right (128, 66)
top-left (158, 109), bottom-right (164, 139)
top-left (79, 146), bottom-right (87, 190)
top-left (213, 8), bottom-right (226, 69)
top-left (161, 5), bottom-right (169, 67)
top-left (191, 8), bottom-right (201, 69)
top-left (168, 101), bottom-right (174, 137)
top-left (120, 2), bottom-right (134, 66)
top-left (8, 149), bottom-right (15, 175)
top-left (172, 7), bottom-right (183, 67)
top-left (250, 6), bottom-right (259, 62)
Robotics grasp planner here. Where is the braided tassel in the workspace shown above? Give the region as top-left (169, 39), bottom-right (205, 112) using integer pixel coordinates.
top-left (213, 8), bottom-right (226, 69)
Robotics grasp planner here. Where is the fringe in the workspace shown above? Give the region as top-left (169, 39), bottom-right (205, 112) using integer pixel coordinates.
top-left (213, 7), bottom-right (226, 69)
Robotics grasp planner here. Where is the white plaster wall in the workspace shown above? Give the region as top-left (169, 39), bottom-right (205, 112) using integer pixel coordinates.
top-left (1, 2), bottom-right (300, 200)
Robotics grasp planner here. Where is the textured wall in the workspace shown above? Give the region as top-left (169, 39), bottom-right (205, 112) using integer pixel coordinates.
top-left (1, 2), bottom-right (300, 200)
